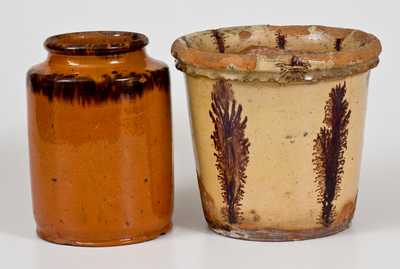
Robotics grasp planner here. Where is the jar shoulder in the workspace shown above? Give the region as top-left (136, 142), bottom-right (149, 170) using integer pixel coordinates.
top-left (145, 55), bottom-right (169, 72)
top-left (28, 54), bottom-right (169, 77)
top-left (27, 55), bottom-right (170, 104)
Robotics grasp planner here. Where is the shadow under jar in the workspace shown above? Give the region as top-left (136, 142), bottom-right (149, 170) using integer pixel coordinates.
top-left (27, 31), bottom-right (173, 246)
top-left (171, 25), bottom-right (381, 241)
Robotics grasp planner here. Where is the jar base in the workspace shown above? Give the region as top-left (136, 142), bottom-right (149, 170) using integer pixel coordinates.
top-left (208, 221), bottom-right (351, 241)
top-left (36, 223), bottom-right (172, 247)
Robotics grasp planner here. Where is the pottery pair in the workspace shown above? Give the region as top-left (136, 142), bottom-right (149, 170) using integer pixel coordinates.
top-left (27, 25), bottom-right (381, 246)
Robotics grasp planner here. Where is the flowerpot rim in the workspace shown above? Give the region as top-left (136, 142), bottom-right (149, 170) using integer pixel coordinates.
top-left (45, 31), bottom-right (149, 56)
top-left (171, 25), bottom-right (381, 83)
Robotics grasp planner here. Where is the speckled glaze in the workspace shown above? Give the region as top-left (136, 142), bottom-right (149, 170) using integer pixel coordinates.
top-left (171, 25), bottom-right (381, 241)
top-left (27, 31), bottom-right (173, 246)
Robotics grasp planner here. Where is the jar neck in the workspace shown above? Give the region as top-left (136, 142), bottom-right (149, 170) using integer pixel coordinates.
top-left (46, 49), bottom-right (148, 69)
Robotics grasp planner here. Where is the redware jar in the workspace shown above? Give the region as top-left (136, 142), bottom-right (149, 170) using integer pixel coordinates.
top-left (27, 31), bottom-right (173, 246)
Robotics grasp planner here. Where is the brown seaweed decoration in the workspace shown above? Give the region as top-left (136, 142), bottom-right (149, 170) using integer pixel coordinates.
top-left (335, 38), bottom-right (343, 51)
top-left (209, 79), bottom-right (250, 224)
top-left (275, 31), bottom-right (286, 49)
top-left (276, 56), bottom-right (311, 82)
top-left (313, 82), bottom-right (351, 227)
top-left (211, 29), bottom-right (226, 53)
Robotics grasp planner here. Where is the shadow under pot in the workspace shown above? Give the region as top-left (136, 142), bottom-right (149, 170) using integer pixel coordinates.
top-left (171, 25), bottom-right (381, 241)
top-left (27, 31), bottom-right (173, 246)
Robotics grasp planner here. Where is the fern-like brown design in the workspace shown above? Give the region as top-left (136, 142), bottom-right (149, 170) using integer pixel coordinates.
top-left (209, 79), bottom-right (250, 224)
top-left (313, 82), bottom-right (351, 227)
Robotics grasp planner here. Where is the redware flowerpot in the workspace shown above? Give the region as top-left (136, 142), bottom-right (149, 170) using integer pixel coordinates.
top-left (171, 25), bottom-right (381, 241)
top-left (27, 31), bottom-right (173, 246)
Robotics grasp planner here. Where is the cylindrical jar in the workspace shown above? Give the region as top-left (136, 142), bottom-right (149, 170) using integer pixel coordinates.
top-left (27, 31), bottom-right (173, 246)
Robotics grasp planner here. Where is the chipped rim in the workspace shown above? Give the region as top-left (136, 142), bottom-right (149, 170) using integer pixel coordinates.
top-left (171, 25), bottom-right (381, 83)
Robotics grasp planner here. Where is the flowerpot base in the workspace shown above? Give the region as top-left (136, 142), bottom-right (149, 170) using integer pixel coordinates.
top-left (36, 223), bottom-right (172, 247)
top-left (208, 221), bottom-right (351, 241)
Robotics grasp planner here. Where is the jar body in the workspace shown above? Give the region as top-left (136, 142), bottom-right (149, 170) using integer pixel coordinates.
top-left (186, 72), bottom-right (369, 240)
top-left (27, 44), bottom-right (172, 245)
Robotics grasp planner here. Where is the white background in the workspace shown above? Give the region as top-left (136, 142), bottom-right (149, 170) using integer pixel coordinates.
top-left (0, 0), bottom-right (398, 268)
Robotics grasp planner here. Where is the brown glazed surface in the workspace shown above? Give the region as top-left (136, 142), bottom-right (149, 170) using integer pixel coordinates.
top-left (27, 31), bottom-right (173, 246)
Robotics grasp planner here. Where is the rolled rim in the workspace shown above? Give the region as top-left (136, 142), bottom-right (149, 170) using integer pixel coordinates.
top-left (171, 25), bottom-right (381, 83)
top-left (45, 31), bottom-right (148, 56)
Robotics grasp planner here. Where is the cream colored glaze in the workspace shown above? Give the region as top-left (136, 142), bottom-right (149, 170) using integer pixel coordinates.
top-left (186, 72), bottom-right (369, 232)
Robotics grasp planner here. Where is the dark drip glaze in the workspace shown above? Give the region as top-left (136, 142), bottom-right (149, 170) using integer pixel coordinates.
top-left (335, 38), bottom-right (343, 51)
top-left (275, 31), bottom-right (286, 49)
top-left (27, 67), bottom-right (169, 105)
top-left (211, 30), bottom-right (226, 53)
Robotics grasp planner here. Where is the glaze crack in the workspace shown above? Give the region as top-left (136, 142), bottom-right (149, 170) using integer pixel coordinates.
top-left (276, 56), bottom-right (311, 82)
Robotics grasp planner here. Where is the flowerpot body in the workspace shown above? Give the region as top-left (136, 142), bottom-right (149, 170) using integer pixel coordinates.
top-left (27, 31), bottom-right (173, 246)
top-left (171, 25), bottom-right (381, 241)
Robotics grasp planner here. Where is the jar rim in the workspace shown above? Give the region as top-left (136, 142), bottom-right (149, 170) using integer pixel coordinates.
top-left (45, 31), bottom-right (148, 56)
top-left (171, 25), bottom-right (382, 83)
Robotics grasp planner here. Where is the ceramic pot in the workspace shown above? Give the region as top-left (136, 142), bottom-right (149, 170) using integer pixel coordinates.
top-left (27, 31), bottom-right (173, 246)
top-left (171, 25), bottom-right (381, 241)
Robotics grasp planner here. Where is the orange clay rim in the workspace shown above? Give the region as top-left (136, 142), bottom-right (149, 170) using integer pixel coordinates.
top-left (171, 25), bottom-right (381, 83)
